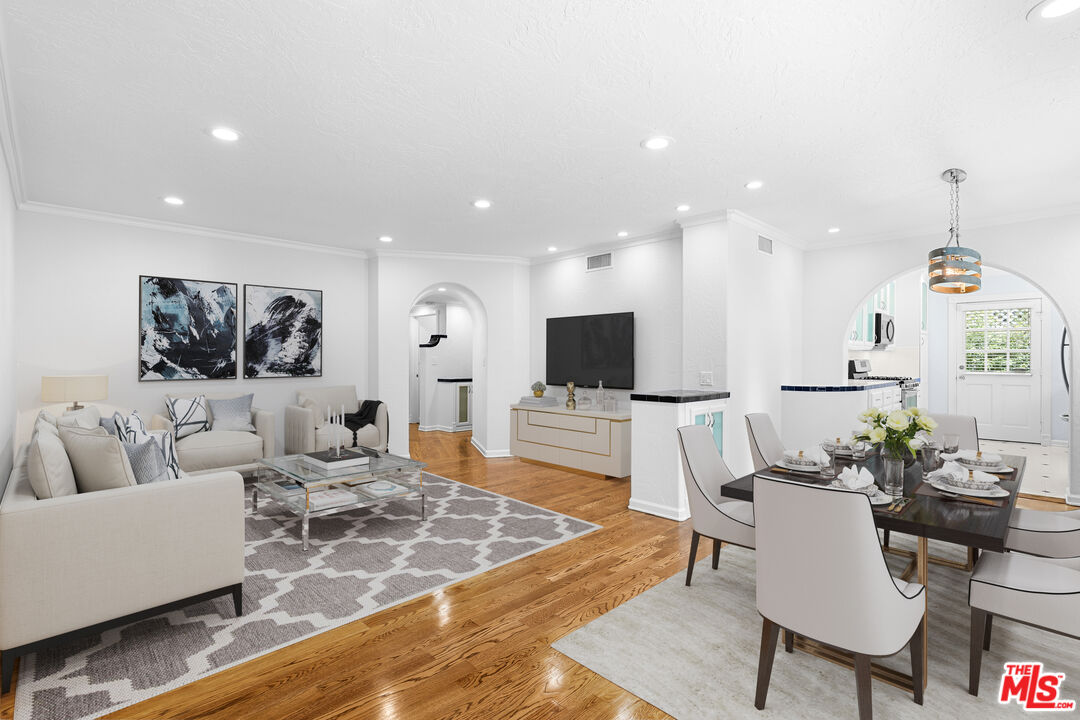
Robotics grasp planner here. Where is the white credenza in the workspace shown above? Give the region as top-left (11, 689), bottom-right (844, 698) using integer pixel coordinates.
top-left (509, 404), bottom-right (631, 477)
top-left (780, 381), bottom-right (901, 451)
top-left (629, 390), bottom-right (730, 521)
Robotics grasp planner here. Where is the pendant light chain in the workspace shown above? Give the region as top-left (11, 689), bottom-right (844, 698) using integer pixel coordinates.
top-left (949, 173), bottom-right (961, 247)
top-left (928, 167), bottom-right (981, 294)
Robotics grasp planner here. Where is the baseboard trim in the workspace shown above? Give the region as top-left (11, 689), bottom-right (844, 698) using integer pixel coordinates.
top-left (470, 438), bottom-right (511, 458)
top-left (628, 497), bottom-right (689, 522)
top-left (418, 424), bottom-right (453, 432)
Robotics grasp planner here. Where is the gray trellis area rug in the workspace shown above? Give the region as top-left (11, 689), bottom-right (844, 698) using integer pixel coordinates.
top-left (15, 473), bottom-right (599, 720)
top-left (553, 536), bottom-right (1080, 719)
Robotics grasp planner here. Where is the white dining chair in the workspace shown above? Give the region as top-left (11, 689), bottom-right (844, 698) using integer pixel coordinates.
top-left (745, 413), bottom-right (785, 471)
top-left (677, 425), bottom-right (755, 586)
top-left (968, 551), bottom-right (1080, 696)
top-left (1006, 508), bottom-right (1080, 557)
top-left (929, 413), bottom-right (980, 451)
top-left (753, 476), bottom-right (925, 718)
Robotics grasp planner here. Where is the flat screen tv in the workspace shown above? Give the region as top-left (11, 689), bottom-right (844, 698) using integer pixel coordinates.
top-left (546, 312), bottom-right (634, 389)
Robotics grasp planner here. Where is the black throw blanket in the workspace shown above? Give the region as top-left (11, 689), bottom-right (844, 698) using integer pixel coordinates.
top-left (342, 400), bottom-right (382, 447)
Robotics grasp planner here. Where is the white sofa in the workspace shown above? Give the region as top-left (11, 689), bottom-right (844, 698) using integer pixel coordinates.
top-left (0, 433), bottom-right (245, 693)
top-left (284, 385), bottom-right (388, 454)
top-left (151, 393), bottom-right (275, 474)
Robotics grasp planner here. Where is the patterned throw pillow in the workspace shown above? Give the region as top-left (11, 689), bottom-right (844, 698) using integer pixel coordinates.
top-left (121, 438), bottom-right (171, 484)
top-left (114, 411), bottom-right (181, 480)
top-left (166, 395), bottom-right (209, 439)
top-left (207, 394), bottom-right (256, 431)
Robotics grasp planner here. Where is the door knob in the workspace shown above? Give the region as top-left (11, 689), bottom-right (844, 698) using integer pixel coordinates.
top-left (958, 375), bottom-right (966, 381)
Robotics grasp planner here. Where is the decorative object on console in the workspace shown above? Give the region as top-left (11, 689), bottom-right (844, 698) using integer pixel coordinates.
top-left (566, 381), bottom-right (576, 410)
top-left (41, 374), bottom-right (108, 411)
top-left (165, 394), bottom-right (210, 439)
top-left (928, 168), bottom-right (982, 294)
top-left (207, 393), bottom-right (257, 431)
top-left (243, 284), bottom-right (322, 378)
top-left (139, 275), bottom-right (237, 380)
top-left (531, 380), bottom-right (546, 397)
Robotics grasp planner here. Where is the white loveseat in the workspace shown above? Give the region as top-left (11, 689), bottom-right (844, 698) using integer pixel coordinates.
top-left (284, 385), bottom-right (388, 454)
top-left (151, 393), bottom-right (275, 474)
top-left (0, 422), bottom-right (245, 693)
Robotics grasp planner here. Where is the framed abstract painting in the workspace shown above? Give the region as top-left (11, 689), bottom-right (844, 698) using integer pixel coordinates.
top-left (243, 284), bottom-right (323, 378)
top-left (139, 276), bottom-right (238, 381)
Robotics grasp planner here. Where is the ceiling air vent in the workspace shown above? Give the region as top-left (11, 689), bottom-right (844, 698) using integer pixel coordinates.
top-left (758, 235), bottom-right (773, 255)
top-left (586, 252), bottom-right (613, 272)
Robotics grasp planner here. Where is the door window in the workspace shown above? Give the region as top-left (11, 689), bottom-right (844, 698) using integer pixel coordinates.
top-left (964, 308), bottom-right (1032, 374)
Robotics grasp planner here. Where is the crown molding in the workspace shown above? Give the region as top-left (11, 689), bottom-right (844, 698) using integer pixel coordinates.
top-left (675, 210), bottom-right (730, 229)
top-left (724, 209), bottom-right (806, 250)
top-left (373, 248), bottom-right (530, 265)
top-left (530, 227), bottom-right (682, 266)
top-left (18, 201), bottom-right (373, 258)
top-left (808, 202), bottom-right (1080, 251)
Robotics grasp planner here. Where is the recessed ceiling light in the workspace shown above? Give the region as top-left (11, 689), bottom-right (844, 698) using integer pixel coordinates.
top-left (163, 196), bottom-right (184, 206)
top-left (676, 204), bottom-right (691, 212)
top-left (640, 136), bottom-right (673, 150)
top-left (617, 231), bottom-right (629, 238)
top-left (745, 180), bottom-right (764, 190)
top-left (1028, 0), bottom-right (1080, 20)
top-left (437, 287), bottom-right (447, 292)
top-left (827, 227), bottom-right (841, 234)
top-left (547, 246), bottom-right (557, 252)
top-left (473, 199), bottom-right (492, 209)
top-left (210, 127), bottom-right (240, 142)
top-left (378, 236), bottom-right (393, 243)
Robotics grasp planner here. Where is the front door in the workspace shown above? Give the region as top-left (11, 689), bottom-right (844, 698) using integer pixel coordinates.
top-left (952, 299), bottom-right (1042, 442)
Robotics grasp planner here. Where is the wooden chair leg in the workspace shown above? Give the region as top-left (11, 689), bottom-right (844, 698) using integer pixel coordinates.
top-left (755, 618), bottom-right (780, 710)
top-left (712, 538), bottom-right (722, 569)
top-left (983, 613), bottom-right (993, 651)
top-left (1, 652), bottom-right (14, 695)
top-left (784, 629), bottom-right (794, 653)
top-left (882, 529), bottom-right (890, 548)
top-left (855, 653), bottom-right (873, 720)
top-left (686, 531), bottom-right (701, 586)
top-left (970, 607), bottom-right (987, 696)
top-left (910, 619), bottom-right (924, 705)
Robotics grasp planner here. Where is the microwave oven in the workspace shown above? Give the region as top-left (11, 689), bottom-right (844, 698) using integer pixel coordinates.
top-left (874, 312), bottom-right (895, 348)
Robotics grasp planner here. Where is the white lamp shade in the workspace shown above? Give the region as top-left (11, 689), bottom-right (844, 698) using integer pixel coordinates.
top-left (41, 375), bottom-right (109, 403)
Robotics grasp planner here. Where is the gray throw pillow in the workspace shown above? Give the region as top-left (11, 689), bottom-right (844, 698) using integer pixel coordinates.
top-left (99, 417), bottom-right (118, 435)
top-left (207, 394), bottom-right (256, 431)
top-left (122, 438), bottom-right (171, 484)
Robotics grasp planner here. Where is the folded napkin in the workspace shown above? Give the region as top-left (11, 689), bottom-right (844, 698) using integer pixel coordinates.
top-left (783, 448), bottom-right (824, 465)
top-left (838, 465), bottom-right (874, 490)
top-left (941, 449), bottom-right (1002, 464)
top-left (928, 460), bottom-right (966, 484)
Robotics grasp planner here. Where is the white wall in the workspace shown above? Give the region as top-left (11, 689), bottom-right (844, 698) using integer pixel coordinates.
top-left (530, 237), bottom-right (683, 406)
top-left (418, 303), bottom-right (472, 430)
top-left (802, 213), bottom-right (1080, 499)
top-left (372, 253), bottom-right (530, 458)
top-left (13, 210), bottom-right (370, 449)
top-left (0, 147), bottom-right (15, 494)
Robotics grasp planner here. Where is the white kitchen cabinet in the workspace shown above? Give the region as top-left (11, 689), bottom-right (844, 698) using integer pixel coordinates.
top-left (781, 381), bottom-right (902, 451)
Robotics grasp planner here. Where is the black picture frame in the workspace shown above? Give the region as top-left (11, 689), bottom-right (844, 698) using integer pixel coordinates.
top-left (243, 284), bottom-right (323, 379)
top-left (139, 275), bottom-right (238, 381)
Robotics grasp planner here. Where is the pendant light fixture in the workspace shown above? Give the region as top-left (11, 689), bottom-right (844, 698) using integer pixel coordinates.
top-left (928, 168), bottom-right (981, 294)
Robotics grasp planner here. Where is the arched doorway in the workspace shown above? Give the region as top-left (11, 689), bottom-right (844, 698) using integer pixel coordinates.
top-left (844, 265), bottom-right (1071, 498)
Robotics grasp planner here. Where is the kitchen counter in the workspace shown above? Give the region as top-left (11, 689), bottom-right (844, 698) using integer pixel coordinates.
top-left (781, 381), bottom-right (903, 450)
top-left (780, 380), bottom-right (899, 392)
top-left (629, 389), bottom-right (731, 403)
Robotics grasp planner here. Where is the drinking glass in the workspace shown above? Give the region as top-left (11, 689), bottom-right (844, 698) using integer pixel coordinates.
top-left (943, 434), bottom-right (960, 454)
top-left (851, 440), bottom-right (868, 460)
top-left (920, 446), bottom-right (940, 479)
top-left (883, 456), bottom-right (905, 499)
top-left (819, 441), bottom-right (838, 478)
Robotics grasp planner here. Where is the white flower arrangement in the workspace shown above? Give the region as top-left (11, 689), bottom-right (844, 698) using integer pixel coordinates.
top-left (853, 407), bottom-right (938, 459)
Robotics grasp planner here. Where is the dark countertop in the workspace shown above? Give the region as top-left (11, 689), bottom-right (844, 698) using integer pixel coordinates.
top-left (630, 389), bottom-right (731, 403)
top-left (436, 378), bottom-right (472, 383)
top-left (781, 381), bottom-right (900, 393)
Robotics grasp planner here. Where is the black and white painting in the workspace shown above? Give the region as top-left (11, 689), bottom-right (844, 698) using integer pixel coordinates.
top-left (139, 276), bottom-right (238, 381)
top-left (244, 284), bottom-right (323, 378)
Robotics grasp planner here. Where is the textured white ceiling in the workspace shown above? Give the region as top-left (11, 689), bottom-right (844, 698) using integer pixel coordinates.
top-left (2, 1), bottom-right (1079, 257)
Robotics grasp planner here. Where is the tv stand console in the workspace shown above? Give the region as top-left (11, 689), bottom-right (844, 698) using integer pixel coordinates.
top-left (509, 404), bottom-right (631, 477)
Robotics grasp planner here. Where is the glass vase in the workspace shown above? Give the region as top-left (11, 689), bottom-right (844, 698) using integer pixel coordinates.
top-left (883, 455), bottom-right (905, 499)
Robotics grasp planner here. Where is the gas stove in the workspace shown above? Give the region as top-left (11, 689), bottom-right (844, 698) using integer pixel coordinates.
top-left (864, 375), bottom-right (921, 391)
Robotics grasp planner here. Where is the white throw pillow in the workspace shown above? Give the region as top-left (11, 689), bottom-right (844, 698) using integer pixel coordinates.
top-left (166, 395), bottom-right (209, 439)
top-left (114, 410), bottom-right (181, 479)
top-left (36, 410), bottom-right (58, 427)
top-left (27, 431), bottom-right (78, 499)
top-left (57, 405), bottom-right (102, 430)
top-left (300, 397), bottom-right (328, 428)
top-left (34, 418), bottom-right (60, 438)
top-left (58, 426), bottom-right (137, 493)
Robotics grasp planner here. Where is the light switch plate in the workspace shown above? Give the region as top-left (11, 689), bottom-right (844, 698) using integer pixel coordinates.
top-left (699, 371), bottom-right (713, 386)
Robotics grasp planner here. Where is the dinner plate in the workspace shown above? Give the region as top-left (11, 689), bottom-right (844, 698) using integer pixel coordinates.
top-left (367, 480), bottom-right (395, 492)
top-left (777, 459), bottom-right (822, 472)
top-left (954, 459), bottom-right (1013, 473)
top-left (929, 478), bottom-right (1009, 498)
top-left (827, 481), bottom-right (891, 505)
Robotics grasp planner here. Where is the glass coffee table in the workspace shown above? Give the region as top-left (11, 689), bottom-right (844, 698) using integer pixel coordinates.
top-left (252, 449), bottom-right (427, 550)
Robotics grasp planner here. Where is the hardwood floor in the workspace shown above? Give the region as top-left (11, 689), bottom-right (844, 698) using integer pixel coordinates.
top-left (1, 427), bottom-right (1072, 720)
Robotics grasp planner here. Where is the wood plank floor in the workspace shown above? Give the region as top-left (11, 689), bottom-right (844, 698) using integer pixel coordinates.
top-left (1, 427), bottom-right (1072, 720)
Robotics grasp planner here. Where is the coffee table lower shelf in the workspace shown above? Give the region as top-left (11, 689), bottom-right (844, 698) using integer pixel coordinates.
top-left (252, 469), bottom-right (426, 551)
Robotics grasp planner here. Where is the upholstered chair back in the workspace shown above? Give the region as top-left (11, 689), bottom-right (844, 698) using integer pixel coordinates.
top-left (745, 413), bottom-right (785, 471)
top-left (165, 392), bottom-right (254, 426)
top-left (297, 386), bottom-right (360, 416)
top-left (15, 403), bottom-right (130, 448)
top-left (677, 425), bottom-right (742, 536)
top-left (928, 413), bottom-right (980, 450)
top-left (753, 476), bottom-right (925, 656)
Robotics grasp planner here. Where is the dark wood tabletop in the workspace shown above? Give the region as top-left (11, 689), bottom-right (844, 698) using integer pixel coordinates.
top-left (722, 453), bottom-right (1026, 553)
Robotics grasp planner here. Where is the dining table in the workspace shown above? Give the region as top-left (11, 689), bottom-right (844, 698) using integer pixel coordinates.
top-left (721, 451), bottom-right (1027, 696)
